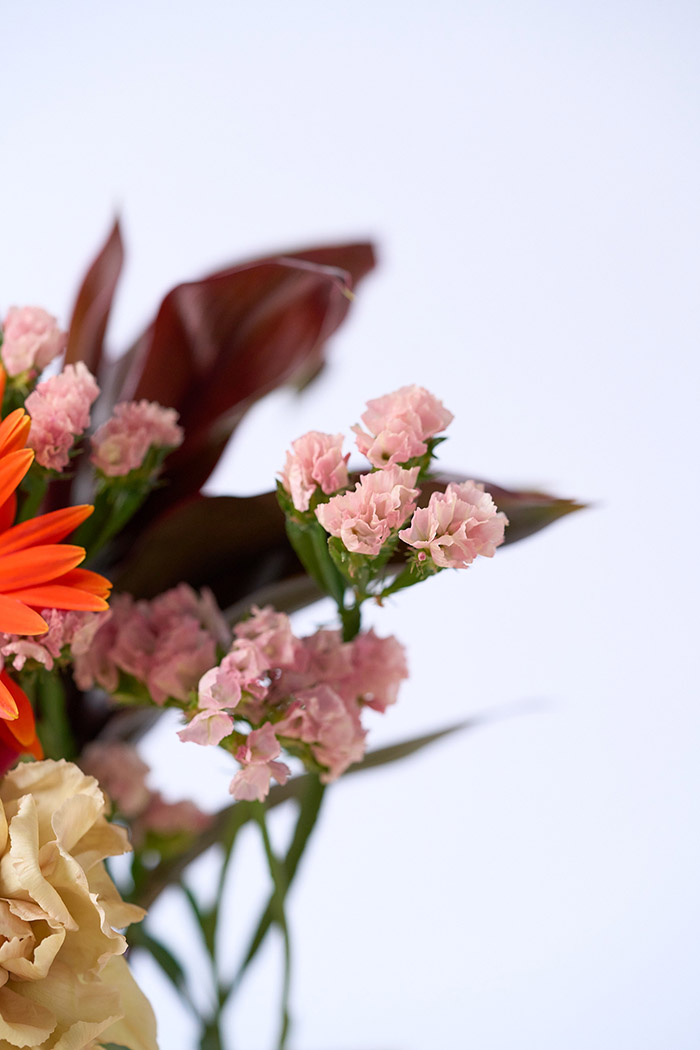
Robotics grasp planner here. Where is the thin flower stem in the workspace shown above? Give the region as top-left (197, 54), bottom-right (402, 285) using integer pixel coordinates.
top-left (254, 804), bottom-right (292, 1050)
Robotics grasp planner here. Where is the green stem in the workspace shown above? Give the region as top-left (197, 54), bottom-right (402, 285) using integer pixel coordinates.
top-left (340, 600), bottom-right (361, 642)
top-left (16, 472), bottom-right (48, 523)
top-left (254, 804), bottom-right (292, 1050)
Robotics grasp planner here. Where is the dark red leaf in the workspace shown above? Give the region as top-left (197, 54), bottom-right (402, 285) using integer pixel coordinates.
top-left (112, 492), bottom-right (299, 606)
top-left (65, 219), bottom-right (124, 374)
top-left (111, 245), bottom-right (374, 500)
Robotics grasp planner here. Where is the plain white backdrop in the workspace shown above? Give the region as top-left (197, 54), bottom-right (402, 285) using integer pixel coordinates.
top-left (2, 2), bottom-right (699, 1048)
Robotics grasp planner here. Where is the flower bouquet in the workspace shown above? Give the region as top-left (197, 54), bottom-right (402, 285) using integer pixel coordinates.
top-left (0, 222), bottom-right (582, 1050)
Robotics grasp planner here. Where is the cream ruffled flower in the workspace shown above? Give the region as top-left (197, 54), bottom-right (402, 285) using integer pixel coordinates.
top-left (0, 759), bottom-right (157, 1050)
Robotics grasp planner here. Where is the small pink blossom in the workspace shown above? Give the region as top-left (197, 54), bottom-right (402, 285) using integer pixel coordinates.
top-left (139, 793), bottom-right (212, 836)
top-left (280, 430), bottom-right (350, 512)
top-left (348, 629), bottom-right (408, 712)
top-left (399, 480), bottom-right (508, 568)
top-left (81, 742), bottom-right (151, 818)
top-left (352, 385), bottom-right (454, 468)
top-left (1, 306), bottom-right (67, 377)
top-left (276, 684), bottom-right (366, 782)
top-left (315, 465), bottom-right (420, 555)
top-left (197, 661), bottom-right (243, 712)
top-left (26, 361), bottom-right (99, 471)
top-left (71, 609), bottom-right (119, 692)
top-left (230, 723), bottom-right (290, 801)
top-left (234, 605), bottom-right (298, 669)
top-left (81, 742), bottom-right (212, 840)
top-left (90, 399), bottom-right (184, 477)
top-left (178, 707), bottom-right (235, 746)
top-left (72, 585), bottom-right (225, 705)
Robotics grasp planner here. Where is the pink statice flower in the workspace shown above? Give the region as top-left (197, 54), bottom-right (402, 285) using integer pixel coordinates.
top-left (178, 654), bottom-right (247, 746)
top-left (81, 741), bottom-right (151, 817)
top-left (0, 306), bottom-right (67, 377)
top-left (399, 480), bottom-right (508, 568)
top-left (71, 609), bottom-right (119, 691)
top-left (90, 399), bottom-right (184, 477)
top-left (234, 605), bottom-right (299, 669)
top-left (0, 608), bottom-right (67, 671)
top-left (72, 585), bottom-right (224, 705)
top-left (279, 430), bottom-right (350, 512)
top-left (230, 722), bottom-right (290, 802)
top-left (276, 683), bottom-right (366, 783)
top-left (347, 629), bottom-right (408, 712)
top-left (352, 385), bottom-right (454, 468)
top-left (0, 607), bottom-right (111, 674)
top-left (81, 741), bottom-right (212, 843)
top-left (26, 361), bottom-right (99, 470)
top-left (139, 793), bottom-right (212, 836)
top-left (315, 465), bottom-right (420, 555)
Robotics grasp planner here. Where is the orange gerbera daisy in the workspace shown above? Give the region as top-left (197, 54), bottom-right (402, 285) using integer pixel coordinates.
top-left (0, 404), bottom-right (111, 737)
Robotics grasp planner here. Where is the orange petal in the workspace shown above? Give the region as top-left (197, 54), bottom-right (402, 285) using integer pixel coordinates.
top-left (3, 584), bottom-right (109, 613)
top-left (0, 448), bottom-right (34, 508)
top-left (0, 364), bottom-right (6, 408)
top-left (0, 716), bottom-right (42, 760)
top-left (57, 567), bottom-right (113, 599)
top-left (0, 409), bottom-right (31, 456)
top-left (0, 493), bottom-right (17, 533)
top-left (0, 675), bottom-right (18, 720)
top-left (0, 594), bottom-right (48, 635)
top-left (0, 673), bottom-right (37, 745)
top-left (0, 544), bottom-right (85, 590)
top-left (0, 504), bottom-right (94, 555)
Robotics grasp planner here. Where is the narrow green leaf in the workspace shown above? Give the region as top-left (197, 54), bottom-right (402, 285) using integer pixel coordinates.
top-left (229, 777), bottom-right (325, 995)
top-left (129, 925), bottom-right (195, 1012)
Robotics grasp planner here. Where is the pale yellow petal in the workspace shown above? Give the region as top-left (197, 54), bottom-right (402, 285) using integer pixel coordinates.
top-left (0, 982), bottom-right (56, 1046)
top-left (1, 929), bottom-right (65, 981)
top-left (98, 957), bottom-right (159, 1050)
top-left (51, 1016), bottom-right (121, 1050)
top-left (71, 818), bottom-right (133, 873)
top-left (51, 794), bottom-right (104, 854)
top-left (88, 864), bottom-right (146, 930)
top-left (8, 796), bottom-right (76, 930)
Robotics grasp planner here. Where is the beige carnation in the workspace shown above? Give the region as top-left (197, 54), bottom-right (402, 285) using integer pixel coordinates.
top-left (0, 759), bottom-right (157, 1050)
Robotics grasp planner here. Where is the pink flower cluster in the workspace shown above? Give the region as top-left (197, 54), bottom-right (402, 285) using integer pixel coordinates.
top-left (73, 584), bottom-right (230, 704)
top-left (292, 387), bottom-right (508, 569)
top-left (352, 384), bottom-right (454, 468)
top-left (91, 399), bottom-right (184, 477)
top-left (279, 430), bottom-right (349, 512)
top-left (400, 481), bottom-right (508, 568)
top-left (0, 608), bottom-right (103, 673)
top-left (315, 465), bottom-right (420, 555)
top-left (0, 306), bottom-right (67, 377)
top-left (81, 741), bottom-right (211, 844)
top-left (26, 361), bottom-right (99, 471)
top-left (178, 605), bottom-right (408, 800)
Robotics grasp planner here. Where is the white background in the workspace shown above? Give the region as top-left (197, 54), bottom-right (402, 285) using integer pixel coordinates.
top-left (2, 2), bottom-right (699, 1048)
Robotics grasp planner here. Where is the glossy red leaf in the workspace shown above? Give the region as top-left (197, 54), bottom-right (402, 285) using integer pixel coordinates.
top-left (113, 245), bottom-right (374, 499)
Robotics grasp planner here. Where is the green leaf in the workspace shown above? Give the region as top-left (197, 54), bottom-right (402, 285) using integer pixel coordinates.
top-left (129, 924), bottom-right (193, 1007)
top-left (284, 516), bottom-right (346, 606)
top-left (231, 777), bottom-right (325, 993)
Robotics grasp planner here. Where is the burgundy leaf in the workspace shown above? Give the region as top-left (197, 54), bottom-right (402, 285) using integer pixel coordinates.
top-left (65, 218), bottom-right (124, 374)
top-left (111, 245), bottom-right (374, 500)
top-left (112, 493), bottom-right (298, 606)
